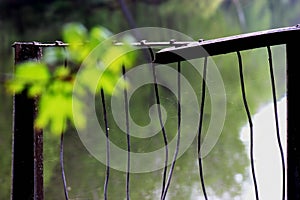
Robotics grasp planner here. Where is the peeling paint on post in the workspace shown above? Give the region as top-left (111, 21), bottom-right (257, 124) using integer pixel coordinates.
top-left (11, 43), bottom-right (44, 200)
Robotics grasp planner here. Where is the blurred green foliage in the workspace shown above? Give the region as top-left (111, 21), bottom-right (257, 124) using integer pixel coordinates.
top-left (6, 23), bottom-right (136, 135)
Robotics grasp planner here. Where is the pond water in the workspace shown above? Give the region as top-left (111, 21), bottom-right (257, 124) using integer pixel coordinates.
top-left (240, 96), bottom-right (286, 200)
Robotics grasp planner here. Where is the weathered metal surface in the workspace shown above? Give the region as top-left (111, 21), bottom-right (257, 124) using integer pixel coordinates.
top-left (12, 44), bottom-right (43, 200)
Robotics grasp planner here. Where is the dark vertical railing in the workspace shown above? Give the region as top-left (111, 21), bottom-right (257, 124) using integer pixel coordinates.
top-left (155, 25), bottom-right (300, 199)
top-left (198, 57), bottom-right (208, 200)
top-left (286, 41), bottom-right (300, 200)
top-left (237, 51), bottom-right (259, 200)
top-left (11, 43), bottom-right (43, 200)
top-left (122, 65), bottom-right (131, 200)
top-left (267, 46), bottom-right (286, 200)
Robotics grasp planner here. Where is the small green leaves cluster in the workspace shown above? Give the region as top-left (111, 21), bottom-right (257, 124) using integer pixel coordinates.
top-left (7, 62), bottom-right (74, 134)
top-left (7, 23), bottom-right (136, 135)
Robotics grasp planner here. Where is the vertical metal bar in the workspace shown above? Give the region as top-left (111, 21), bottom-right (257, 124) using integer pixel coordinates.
top-left (60, 132), bottom-right (69, 200)
top-left (34, 114), bottom-right (43, 200)
top-left (122, 65), bottom-right (131, 200)
top-left (198, 57), bottom-right (208, 200)
top-left (60, 46), bottom-right (69, 200)
top-left (267, 46), bottom-right (286, 200)
top-left (101, 88), bottom-right (110, 200)
top-left (286, 42), bottom-right (300, 200)
top-left (237, 51), bottom-right (259, 200)
top-left (12, 43), bottom-right (43, 200)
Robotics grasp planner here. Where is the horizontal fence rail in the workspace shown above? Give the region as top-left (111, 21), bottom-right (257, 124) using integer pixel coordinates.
top-left (155, 25), bottom-right (300, 63)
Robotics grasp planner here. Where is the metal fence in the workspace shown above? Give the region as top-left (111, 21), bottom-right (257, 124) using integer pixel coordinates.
top-left (11, 24), bottom-right (300, 200)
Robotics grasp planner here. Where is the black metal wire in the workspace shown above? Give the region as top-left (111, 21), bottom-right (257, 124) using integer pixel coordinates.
top-left (197, 57), bottom-right (208, 200)
top-left (267, 46), bottom-right (286, 200)
top-left (161, 61), bottom-right (182, 200)
top-left (122, 65), bottom-right (131, 200)
top-left (60, 46), bottom-right (69, 200)
top-left (147, 47), bottom-right (169, 198)
top-left (100, 88), bottom-right (110, 200)
top-left (60, 132), bottom-right (69, 200)
top-left (236, 51), bottom-right (259, 200)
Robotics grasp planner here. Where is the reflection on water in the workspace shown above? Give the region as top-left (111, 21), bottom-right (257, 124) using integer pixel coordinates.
top-left (241, 97), bottom-right (286, 200)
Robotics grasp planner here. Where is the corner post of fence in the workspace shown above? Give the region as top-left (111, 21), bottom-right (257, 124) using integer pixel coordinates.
top-left (286, 41), bottom-right (300, 199)
top-left (11, 43), bottom-right (44, 200)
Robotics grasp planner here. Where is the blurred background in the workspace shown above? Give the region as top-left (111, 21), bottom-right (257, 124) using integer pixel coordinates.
top-left (1, 0), bottom-right (300, 199)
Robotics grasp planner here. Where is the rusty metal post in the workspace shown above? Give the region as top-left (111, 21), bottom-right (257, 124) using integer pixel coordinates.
top-left (286, 41), bottom-right (300, 200)
top-left (11, 43), bottom-right (44, 200)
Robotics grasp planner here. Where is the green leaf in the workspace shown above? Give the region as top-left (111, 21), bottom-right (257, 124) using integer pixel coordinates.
top-left (6, 80), bottom-right (25, 94)
top-left (99, 70), bottom-right (122, 94)
top-left (15, 62), bottom-right (50, 84)
top-left (76, 67), bottom-right (101, 93)
top-left (63, 23), bottom-right (88, 44)
top-left (28, 84), bottom-right (45, 97)
top-left (35, 93), bottom-right (55, 129)
top-left (35, 90), bottom-right (74, 135)
top-left (89, 26), bottom-right (112, 48)
top-left (6, 23), bottom-right (137, 136)
top-left (6, 62), bottom-right (50, 95)
top-left (63, 23), bottom-right (89, 63)
top-left (72, 97), bottom-right (86, 129)
top-left (54, 66), bottom-right (71, 79)
top-left (101, 47), bottom-right (128, 72)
